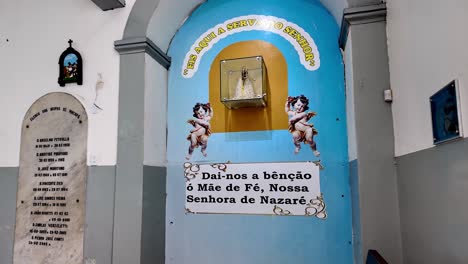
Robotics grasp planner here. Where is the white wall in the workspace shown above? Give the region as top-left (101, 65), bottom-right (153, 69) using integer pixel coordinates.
top-left (387, 0), bottom-right (468, 156)
top-left (144, 54), bottom-right (167, 166)
top-left (319, 0), bottom-right (347, 25)
top-left (147, 0), bottom-right (205, 52)
top-left (0, 0), bottom-right (135, 166)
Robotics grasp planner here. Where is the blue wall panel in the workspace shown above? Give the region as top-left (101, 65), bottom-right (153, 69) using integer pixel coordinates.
top-left (166, 0), bottom-right (353, 263)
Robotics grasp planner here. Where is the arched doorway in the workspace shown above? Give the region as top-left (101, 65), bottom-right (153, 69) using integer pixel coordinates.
top-left (113, 1), bottom-right (398, 262)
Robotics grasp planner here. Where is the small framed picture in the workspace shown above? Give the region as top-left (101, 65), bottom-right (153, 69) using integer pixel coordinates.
top-left (58, 39), bottom-right (83, 87)
top-left (430, 80), bottom-right (463, 144)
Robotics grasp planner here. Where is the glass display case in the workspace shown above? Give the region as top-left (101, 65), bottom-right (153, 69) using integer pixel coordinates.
top-left (220, 56), bottom-right (267, 109)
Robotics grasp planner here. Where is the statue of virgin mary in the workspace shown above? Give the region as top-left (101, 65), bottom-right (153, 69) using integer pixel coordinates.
top-left (233, 66), bottom-right (255, 99)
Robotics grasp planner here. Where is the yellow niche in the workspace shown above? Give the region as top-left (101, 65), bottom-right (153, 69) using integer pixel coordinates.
top-left (209, 40), bottom-right (288, 133)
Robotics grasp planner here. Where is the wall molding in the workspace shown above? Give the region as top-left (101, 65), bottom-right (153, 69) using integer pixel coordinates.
top-left (114, 37), bottom-right (171, 69)
top-left (344, 13), bottom-right (402, 262)
top-left (339, 3), bottom-right (387, 49)
top-left (141, 165), bottom-right (166, 264)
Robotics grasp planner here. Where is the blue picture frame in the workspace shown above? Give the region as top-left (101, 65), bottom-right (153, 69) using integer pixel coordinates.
top-left (430, 80), bottom-right (461, 144)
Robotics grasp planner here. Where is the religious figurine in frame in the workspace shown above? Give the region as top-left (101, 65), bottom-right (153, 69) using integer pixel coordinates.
top-left (58, 39), bottom-right (83, 86)
top-left (233, 66), bottom-right (255, 99)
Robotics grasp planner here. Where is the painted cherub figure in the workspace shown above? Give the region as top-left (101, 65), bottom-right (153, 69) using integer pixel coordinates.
top-left (285, 95), bottom-right (320, 156)
top-left (186, 102), bottom-right (214, 160)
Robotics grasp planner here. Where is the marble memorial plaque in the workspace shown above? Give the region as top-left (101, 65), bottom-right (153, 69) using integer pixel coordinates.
top-left (14, 92), bottom-right (88, 264)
